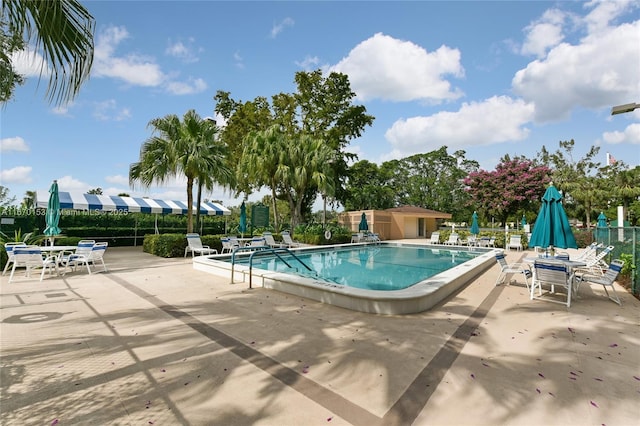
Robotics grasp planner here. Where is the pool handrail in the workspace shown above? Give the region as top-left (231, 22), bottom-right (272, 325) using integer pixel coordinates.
top-left (247, 247), bottom-right (313, 289)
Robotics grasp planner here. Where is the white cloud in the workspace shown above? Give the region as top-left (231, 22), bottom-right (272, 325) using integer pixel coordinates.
top-left (166, 77), bottom-right (208, 95)
top-left (512, 6), bottom-right (640, 123)
top-left (93, 99), bottom-right (132, 121)
top-left (1, 137), bottom-right (29, 152)
top-left (330, 33), bottom-right (464, 103)
top-left (166, 38), bottom-right (200, 63)
top-left (105, 175), bottom-right (130, 186)
top-left (295, 55), bottom-right (320, 71)
top-left (56, 175), bottom-right (91, 192)
top-left (520, 8), bottom-right (567, 58)
top-left (10, 48), bottom-right (49, 77)
top-left (93, 25), bottom-right (206, 95)
top-left (270, 17), bottom-right (294, 38)
top-left (0, 166), bottom-right (32, 183)
top-left (233, 51), bottom-right (244, 69)
top-left (602, 123), bottom-right (640, 145)
top-left (384, 96), bottom-right (535, 158)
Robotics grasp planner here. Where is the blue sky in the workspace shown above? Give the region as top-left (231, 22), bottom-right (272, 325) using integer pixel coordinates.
top-left (2, 0), bottom-right (639, 210)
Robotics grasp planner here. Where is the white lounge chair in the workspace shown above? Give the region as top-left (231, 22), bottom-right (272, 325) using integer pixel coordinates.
top-left (262, 232), bottom-right (284, 248)
top-left (8, 246), bottom-right (59, 282)
top-left (281, 231), bottom-right (301, 247)
top-left (443, 233), bottom-right (460, 246)
top-left (575, 259), bottom-right (624, 305)
top-left (184, 233), bottom-right (218, 258)
top-left (427, 232), bottom-right (440, 244)
top-left (574, 245), bottom-right (614, 277)
top-left (506, 235), bottom-right (523, 251)
top-left (246, 237), bottom-right (268, 249)
top-left (495, 252), bottom-right (532, 289)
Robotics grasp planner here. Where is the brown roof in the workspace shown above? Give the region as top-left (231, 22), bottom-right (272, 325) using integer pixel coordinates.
top-left (384, 205), bottom-right (451, 217)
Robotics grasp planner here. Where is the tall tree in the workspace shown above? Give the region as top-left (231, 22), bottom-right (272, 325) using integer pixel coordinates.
top-left (215, 70), bottom-right (374, 220)
top-left (240, 126), bottom-right (334, 228)
top-left (343, 160), bottom-right (395, 210)
top-left (1, 0), bottom-right (95, 105)
top-left (129, 110), bottom-right (232, 233)
top-left (538, 140), bottom-right (604, 228)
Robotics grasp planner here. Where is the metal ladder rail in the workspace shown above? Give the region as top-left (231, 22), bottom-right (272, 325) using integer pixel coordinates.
top-left (248, 247), bottom-right (313, 289)
top-left (230, 246), bottom-right (269, 284)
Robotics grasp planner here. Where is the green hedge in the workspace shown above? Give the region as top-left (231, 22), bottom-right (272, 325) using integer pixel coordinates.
top-left (143, 233), bottom-right (225, 258)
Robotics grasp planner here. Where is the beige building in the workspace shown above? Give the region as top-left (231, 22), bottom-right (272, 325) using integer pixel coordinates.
top-left (338, 206), bottom-right (452, 240)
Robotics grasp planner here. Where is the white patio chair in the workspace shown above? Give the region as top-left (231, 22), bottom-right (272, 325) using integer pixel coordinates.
top-left (246, 237), bottom-right (268, 249)
top-left (221, 237), bottom-right (241, 254)
top-left (8, 246), bottom-right (59, 283)
top-left (531, 259), bottom-right (573, 308)
top-left (281, 231), bottom-right (301, 247)
top-left (465, 235), bottom-right (478, 247)
top-left (65, 242), bottom-right (109, 274)
top-left (184, 233), bottom-right (217, 258)
top-left (575, 259), bottom-right (624, 305)
top-left (2, 242), bottom-right (27, 276)
top-left (58, 240), bottom-right (95, 269)
top-left (506, 235), bottom-right (523, 251)
top-left (495, 252), bottom-right (532, 289)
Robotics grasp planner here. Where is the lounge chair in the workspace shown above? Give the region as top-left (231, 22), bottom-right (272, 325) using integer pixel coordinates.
top-left (2, 242), bottom-right (27, 276)
top-left (443, 233), bottom-right (460, 246)
top-left (427, 232), bottom-right (440, 244)
top-left (8, 246), bottom-right (59, 282)
top-left (573, 245), bottom-right (614, 277)
top-left (262, 232), bottom-right (285, 248)
top-left (506, 235), bottom-right (523, 251)
top-left (184, 233), bottom-right (218, 258)
top-left (281, 231), bottom-right (301, 247)
top-left (575, 259), bottom-right (624, 305)
top-left (465, 235), bottom-right (478, 247)
top-left (351, 232), bottom-right (365, 243)
top-left (531, 259), bottom-right (574, 308)
top-left (495, 252), bottom-right (532, 289)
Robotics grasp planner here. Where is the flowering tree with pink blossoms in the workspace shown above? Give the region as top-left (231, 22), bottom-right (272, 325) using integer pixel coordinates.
top-left (463, 156), bottom-right (552, 225)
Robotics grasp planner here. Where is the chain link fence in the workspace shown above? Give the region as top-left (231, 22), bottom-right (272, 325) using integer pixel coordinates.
top-left (592, 226), bottom-right (639, 296)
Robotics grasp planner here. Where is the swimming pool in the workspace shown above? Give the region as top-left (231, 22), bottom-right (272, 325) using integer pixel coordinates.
top-left (193, 242), bottom-right (498, 315)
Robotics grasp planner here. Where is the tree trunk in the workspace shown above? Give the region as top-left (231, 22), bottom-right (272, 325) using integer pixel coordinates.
top-left (195, 180), bottom-right (203, 233)
top-left (186, 177), bottom-right (194, 233)
top-left (271, 187), bottom-right (280, 232)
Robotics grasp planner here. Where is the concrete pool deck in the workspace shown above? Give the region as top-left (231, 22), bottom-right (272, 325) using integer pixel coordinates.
top-left (1, 243), bottom-right (638, 425)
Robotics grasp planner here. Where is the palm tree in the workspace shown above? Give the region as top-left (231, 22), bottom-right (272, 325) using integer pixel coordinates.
top-left (1, 0), bottom-right (95, 105)
top-left (129, 110), bottom-right (233, 233)
top-left (241, 126), bottom-right (288, 231)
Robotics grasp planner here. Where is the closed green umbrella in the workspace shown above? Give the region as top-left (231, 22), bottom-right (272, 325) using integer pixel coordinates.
top-left (239, 201), bottom-right (247, 237)
top-left (596, 212), bottom-right (608, 243)
top-left (358, 212), bottom-right (369, 231)
top-left (43, 180), bottom-right (62, 245)
top-left (521, 214), bottom-right (527, 228)
top-left (529, 184), bottom-right (577, 249)
top-left (470, 211), bottom-right (480, 235)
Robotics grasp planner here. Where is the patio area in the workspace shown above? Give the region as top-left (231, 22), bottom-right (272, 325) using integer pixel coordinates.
top-left (1, 244), bottom-right (638, 425)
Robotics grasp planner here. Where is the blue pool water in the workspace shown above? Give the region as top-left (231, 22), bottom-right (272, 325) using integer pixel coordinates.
top-left (230, 245), bottom-right (481, 291)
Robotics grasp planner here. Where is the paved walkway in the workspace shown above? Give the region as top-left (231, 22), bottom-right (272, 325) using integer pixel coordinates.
top-left (1, 245), bottom-right (638, 425)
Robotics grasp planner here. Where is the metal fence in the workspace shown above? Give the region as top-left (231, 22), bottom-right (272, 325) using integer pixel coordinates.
top-left (593, 226), bottom-right (639, 296)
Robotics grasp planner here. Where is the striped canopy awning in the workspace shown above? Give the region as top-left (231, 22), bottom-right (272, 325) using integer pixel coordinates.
top-left (36, 191), bottom-right (230, 215)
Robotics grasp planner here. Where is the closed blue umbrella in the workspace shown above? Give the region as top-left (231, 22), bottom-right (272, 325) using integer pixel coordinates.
top-left (43, 180), bottom-right (62, 245)
top-left (239, 201), bottom-right (247, 237)
top-left (358, 212), bottom-right (369, 231)
top-left (529, 184), bottom-right (577, 249)
top-left (470, 211), bottom-right (480, 235)
top-left (521, 214), bottom-right (527, 228)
